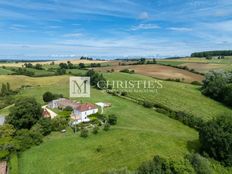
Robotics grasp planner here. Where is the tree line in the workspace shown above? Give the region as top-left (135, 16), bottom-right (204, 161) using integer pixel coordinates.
top-left (191, 50), bottom-right (232, 57)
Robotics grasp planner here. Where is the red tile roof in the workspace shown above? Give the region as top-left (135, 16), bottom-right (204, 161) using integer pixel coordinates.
top-left (75, 103), bottom-right (97, 112)
top-left (43, 109), bottom-right (51, 118)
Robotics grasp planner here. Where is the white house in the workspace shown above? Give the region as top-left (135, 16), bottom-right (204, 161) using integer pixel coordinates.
top-left (71, 103), bottom-right (98, 124)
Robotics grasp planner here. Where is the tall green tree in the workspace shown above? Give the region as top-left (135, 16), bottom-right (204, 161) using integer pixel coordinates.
top-left (6, 97), bottom-right (42, 129)
top-left (199, 115), bottom-right (232, 166)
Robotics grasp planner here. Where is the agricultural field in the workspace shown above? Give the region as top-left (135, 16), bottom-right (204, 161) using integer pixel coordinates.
top-left (0, 75), bottom-right (199, 173)
top-left (157, 57), bottom-right (232, 74)
top-left (0, 71), bottom-right (231, 173)
top-left (104, 72), bottom-right (232, 121)
top-left (94, 64), bottom-right (204, 83)
top-left (0, 59), bottom-right (107, 67)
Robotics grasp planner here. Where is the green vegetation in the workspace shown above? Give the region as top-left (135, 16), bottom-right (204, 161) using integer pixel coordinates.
top-left (199, 115), bottom-right (232, 166)
top-left (9, 154), bottom-right (19, 174)
top-left (202, 71), bottom-right (232, 107)
top-left (42, 91), bottom-right (63, 102)
top-left (0, 67), bottom-right (231, 173)
top-left (15, 85), bottom-right (198, 173)
top-left (6, 97), bottom-right (42, 129)
top-left (191, 50), bottom-right (232, 57)
top-left (0, 67), bottom-right (14, 75)
top-left (104, 72), bottom-right (232, 121)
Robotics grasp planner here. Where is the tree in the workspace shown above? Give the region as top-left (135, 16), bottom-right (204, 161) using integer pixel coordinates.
top-left (187, 153), bottom-right (213, 174)
top-left (56, 68), bottom-right (66, 75)
top-left (137, 155), bottom-right (172, 174)
top-left (79, 63), bottom-right (85, 69)
top-left (35, 118), bottom-right (52, 136)
top-left (14, 129), bottom-right (43, 151)
top-left (223, 84), bottom-right (232, 106)
top-left (202, 71), bottom-right (231, 101)
top-left (43, 91), bottom-right (54, 102)
top-left (80, 128), bottom-right (88, 138)
top-left (6, 97), bottom-right (42, 129)
top-left (108, 114), bottom-right (117, 125)
top-left (199, 115), bottom-right (232, 166)
top-left (0, 124), bottom-right (16, 138)
top-left (1, 83), bottom-right (7, 96)
top-left (34, 64), bottom-right (43, 70)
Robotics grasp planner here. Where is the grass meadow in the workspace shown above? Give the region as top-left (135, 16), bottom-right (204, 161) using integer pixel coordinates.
top-left (0, 73), bottom-right (231, 173)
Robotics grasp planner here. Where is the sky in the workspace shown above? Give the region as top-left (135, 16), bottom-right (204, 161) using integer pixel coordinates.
top-left (0, 0), bottom-right (232, 59)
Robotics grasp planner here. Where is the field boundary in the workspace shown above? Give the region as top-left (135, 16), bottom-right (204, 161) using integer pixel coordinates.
top-left (107, 90), bottom-right (205, 130)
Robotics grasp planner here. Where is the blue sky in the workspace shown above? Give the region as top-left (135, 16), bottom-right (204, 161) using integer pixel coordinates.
top-left (0, 0), bottom-right (232, 59)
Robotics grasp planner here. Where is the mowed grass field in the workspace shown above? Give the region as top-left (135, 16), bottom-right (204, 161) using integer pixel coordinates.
top-left (0, 75), bottom-right (199, 173)
top-left (104, 73), bottom-right (232, 121)
top-left (94, 64), bottom-right (204, 83)
top-left (0, 74), bottom-right (231, 173)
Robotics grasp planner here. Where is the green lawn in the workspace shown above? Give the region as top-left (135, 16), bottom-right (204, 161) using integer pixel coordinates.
top-left (18, 88), bottom-right (198, 174)
top-left (0, 74), bottom-right (231, 173)
top-left (104, 72), bottom-right (232, 121)
top-left (0, 67), bottom-right (14, 75)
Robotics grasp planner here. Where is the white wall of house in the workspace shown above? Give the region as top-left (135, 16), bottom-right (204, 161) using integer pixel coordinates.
top-left (73, 108), bottom-right (98, 120)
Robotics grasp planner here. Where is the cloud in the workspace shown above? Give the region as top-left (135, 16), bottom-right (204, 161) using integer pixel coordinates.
top-left (131, 24), bottom-right (160, 31)
top-left (63, 33), bottom-right (83, 37)
top-left (139, 11), bottom-right (149, 19)
top-left (168, 27), bottom-right (192, 32)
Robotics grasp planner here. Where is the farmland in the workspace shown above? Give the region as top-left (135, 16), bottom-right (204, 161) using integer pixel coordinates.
top-left (157, 57), bottom-right (232, 74)
top-left (104, 72), bottom-right (232, 121)
top-left (0, 75), bottom-right (199, 173)
top-left (0, 59), bottom-right (107, 67)
top-left (94, 64), bottom-right (204, 83)
top-left (0, 60), bottom-right (232, 174)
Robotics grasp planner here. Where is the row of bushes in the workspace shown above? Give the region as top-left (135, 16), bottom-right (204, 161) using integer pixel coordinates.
top-left (119, 69), bottom-right (135, 74)
top-left (103, 153), bottom-right (213, 174)
top-left (158, 63), bottom-right (204, 75)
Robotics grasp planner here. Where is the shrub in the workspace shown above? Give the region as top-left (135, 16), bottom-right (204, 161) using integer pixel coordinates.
top-left (43, 92), bottom-right (54, 102)
top-left (121, 92), bottom-right (127, 96)
top-left (96, 145), bottom-right (103, 152)
top-left (137, 155), bottom-right (172, 174)
top-left (51, 117), bottom-right (68, 131)
top-left (15, 129), bottom-right (43, 151)
top-left (143, 101), bottom-right (153, 108)
top-left (35, 118), bottom-right (52, 136)
top-left (108, 114), bottom-right (117, 125)
top-left (191, 81), bottom-right (202, 85)
top-left (92, 126), bottom-right (99, 134)
top-left (103, 123), bottom-right (110, 131)
top-left (80, 128), bottom-right (89, 138)
top-left (63, 106), bottom-right (73, 111)
top-left (187, 153), bottom-right (213, 174)
top-left (199, 115), bottom-right (232, 166)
